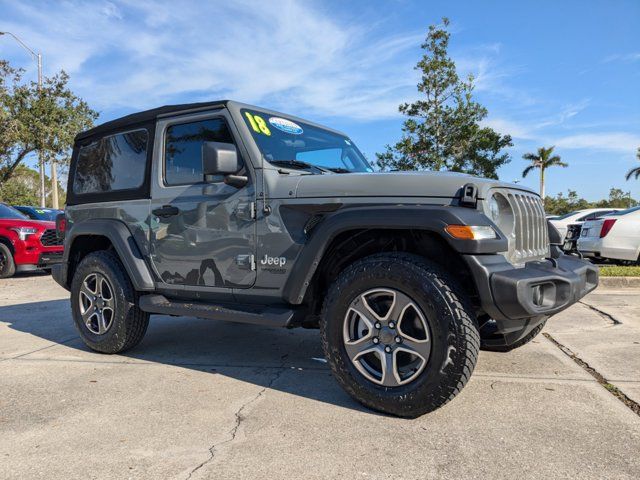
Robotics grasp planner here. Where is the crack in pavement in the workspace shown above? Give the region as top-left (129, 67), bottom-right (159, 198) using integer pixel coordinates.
top-left (578, 300), bottom-right (622, 325)
top-left (185, 356), bottom-right (288, 480)
top-left (0, 336), bottom-right (79, 363)
top-left (543, 333), bottom-right (640, 417)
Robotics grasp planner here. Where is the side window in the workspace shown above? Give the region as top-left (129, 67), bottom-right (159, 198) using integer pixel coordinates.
top-left (73, 130), bottom-right (148, 194)
top-left (164, 118), bottom-right (236, 186)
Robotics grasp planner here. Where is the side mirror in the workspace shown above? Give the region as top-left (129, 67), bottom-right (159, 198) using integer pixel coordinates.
top-left (203, 141), bottom-right (240, 176)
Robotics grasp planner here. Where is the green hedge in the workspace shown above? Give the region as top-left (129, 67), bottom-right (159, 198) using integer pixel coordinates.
top-left (599, 266), bottom-right (640, 277)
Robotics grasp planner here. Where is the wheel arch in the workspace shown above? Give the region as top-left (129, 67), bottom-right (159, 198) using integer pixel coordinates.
top-left (63, 219), bottom-right (154, 291)
top-left (282, 205), bottom-right (494, 309)
top-left (0, 235), bottom-right (14, 255)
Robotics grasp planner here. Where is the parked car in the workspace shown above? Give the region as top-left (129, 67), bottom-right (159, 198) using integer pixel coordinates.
top-left (0, 203), bottom-right (64, 278)
top-left (578, 206), bottom-right (640, 263)
top-left (52, 100), bottom-right (597, 417)
top-left (13, 206), bottom-right (63, 222)
top-left (563, 211), bottom-right (620, 253)
top-left (549, 208), bottom-right (621, 242)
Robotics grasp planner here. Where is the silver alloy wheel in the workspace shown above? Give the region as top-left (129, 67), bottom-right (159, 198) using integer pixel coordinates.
top-left (79, 272), bottom-right (115, 335)
top-left (343, 288), bottom-right (431, 387)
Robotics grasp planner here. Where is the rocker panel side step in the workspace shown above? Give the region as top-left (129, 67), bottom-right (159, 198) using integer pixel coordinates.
top-left (139, 294), bottom-right (295, 328)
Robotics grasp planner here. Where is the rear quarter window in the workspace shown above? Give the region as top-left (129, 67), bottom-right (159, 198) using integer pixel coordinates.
top-left (73, 129), bottom-right (149, 194)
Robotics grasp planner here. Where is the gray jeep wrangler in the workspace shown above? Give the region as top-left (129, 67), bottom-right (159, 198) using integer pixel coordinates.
top-left (53, 100), bottom-right (598, 417)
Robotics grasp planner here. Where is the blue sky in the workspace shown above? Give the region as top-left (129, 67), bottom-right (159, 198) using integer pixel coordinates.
top-left (1, 0), bottom-right (639, 200)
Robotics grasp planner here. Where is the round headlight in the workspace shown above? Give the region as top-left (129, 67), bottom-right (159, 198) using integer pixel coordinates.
top-left (488, 193), bottom-right (515, 236)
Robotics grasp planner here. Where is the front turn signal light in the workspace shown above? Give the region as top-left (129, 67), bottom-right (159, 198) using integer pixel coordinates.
top-left (445, 225), bottom-right (497, 240)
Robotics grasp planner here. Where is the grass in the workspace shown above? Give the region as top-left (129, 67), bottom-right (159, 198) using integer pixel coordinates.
top-left (598, 265), bottom-right (640, 277)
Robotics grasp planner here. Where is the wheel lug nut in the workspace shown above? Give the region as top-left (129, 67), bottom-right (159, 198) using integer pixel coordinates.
top-left (373, 337), bottom-right (380, 344)
top-left (388, 321), bottom-right (396, 329)
top-left (374, 322), bottom-right (381, 329)
top-left (395, 336), bottom-right (402, 344)
top-left (384, 346), bottom-right (392, 353)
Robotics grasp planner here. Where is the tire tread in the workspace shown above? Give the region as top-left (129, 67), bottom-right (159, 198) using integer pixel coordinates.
top-left (320, 252), bottom-right (480, 417)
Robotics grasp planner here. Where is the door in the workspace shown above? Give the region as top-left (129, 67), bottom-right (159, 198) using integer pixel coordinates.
top-left (148, 110), bottom-right (257, 289)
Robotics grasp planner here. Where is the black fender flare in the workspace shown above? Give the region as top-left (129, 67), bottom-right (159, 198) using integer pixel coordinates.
top-left (60, 219), bottom-right (155, 291)
top-left (282, 204), bottom-right (507, 304)
top-left (0, 235), bottom-right (15, 255)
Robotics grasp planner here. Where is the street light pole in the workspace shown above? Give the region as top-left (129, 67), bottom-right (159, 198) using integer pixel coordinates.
top-left (0, 31), bottom-right (49, 208)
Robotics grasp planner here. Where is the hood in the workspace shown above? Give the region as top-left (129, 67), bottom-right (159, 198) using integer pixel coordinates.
top-left (0, 218), bottom-right (55, 229)
top-left (290, 171), bottom-right (535, 199)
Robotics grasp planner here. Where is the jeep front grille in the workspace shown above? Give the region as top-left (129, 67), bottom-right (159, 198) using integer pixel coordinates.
top-left (487, 189), bottom-right (549, 265)
top-left (40, 229), bottom-right (62, 247)
top-left (507, 191), bottom-right (549, 264)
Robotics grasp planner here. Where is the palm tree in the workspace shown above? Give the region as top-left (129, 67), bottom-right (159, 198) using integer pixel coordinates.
top-left (522, 146), bottom-right (567, 198)
top-left (625, 147), bottom-right (640, 180)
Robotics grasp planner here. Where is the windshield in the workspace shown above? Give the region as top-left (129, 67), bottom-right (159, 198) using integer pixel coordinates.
top-left (0, 203), bottom-right (28, 220)
top-left (553, 211), bottom-right (579, 220)
top-left (611, 205), bottom-right (640, 216)
top-left (15, 207), bottom-right (60, 221)
top-left (242, 109), bottom-right (372, 173)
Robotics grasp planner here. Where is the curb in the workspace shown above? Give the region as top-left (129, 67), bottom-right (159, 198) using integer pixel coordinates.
top-left (598, 276), bottom-right (640, 289)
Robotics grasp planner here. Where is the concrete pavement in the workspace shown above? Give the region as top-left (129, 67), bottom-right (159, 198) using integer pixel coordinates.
top-left (1, 275), bottom-right (638, 479)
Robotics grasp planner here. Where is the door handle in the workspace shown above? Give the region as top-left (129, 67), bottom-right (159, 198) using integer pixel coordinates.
top-left (152, 205), bottom-right (180, 218)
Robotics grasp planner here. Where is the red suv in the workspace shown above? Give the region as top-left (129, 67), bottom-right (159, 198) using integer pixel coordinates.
top-left (0, 203), bottom-right (64, 278)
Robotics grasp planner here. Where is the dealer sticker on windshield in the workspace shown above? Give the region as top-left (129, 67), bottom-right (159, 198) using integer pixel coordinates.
top-left (269, 117), bottom-right (303, 135)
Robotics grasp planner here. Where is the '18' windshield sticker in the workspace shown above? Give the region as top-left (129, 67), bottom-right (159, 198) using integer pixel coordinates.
top-left (245, 112), bottom-right (271, 136)
top-left (269, 117), bottom-right (303, 135)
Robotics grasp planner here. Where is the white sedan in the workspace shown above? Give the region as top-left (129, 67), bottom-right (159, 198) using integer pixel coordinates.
top-left (549, 208), bottom-right (621, 240)
top-left (578, 206), bottom-right (640, 263)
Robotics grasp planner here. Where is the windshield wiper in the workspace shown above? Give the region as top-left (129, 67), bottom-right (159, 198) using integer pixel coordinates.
top-left (270, 160), bottom-right (331, 174)
top-left (323, 167), bottom-right (351, 174)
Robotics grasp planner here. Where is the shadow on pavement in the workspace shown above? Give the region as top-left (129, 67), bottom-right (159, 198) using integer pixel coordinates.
top-left (0, 299), bottom-right (370, 414)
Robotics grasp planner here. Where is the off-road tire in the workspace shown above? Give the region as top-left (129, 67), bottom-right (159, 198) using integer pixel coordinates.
top-left (70, 250), bottom-right (149, 353)
top-left (481, 320), bottom-right (547, 352)
top-left (0, 243), bottom-right (16, 279)
top-left (320, 253), bottom-right (480, 418)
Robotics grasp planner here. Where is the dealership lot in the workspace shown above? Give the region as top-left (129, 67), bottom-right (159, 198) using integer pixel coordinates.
top-left (1, 274), bottom-right (639, 480)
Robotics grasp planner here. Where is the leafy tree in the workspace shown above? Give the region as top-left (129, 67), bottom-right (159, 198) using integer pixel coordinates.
top-left (544, 190), bottom-right (589, 215)
top-left (0, 59), bottom-right (97, 207)
top-left (376, 18), bottom-right (512, 179)
top-left (0, 61), bottom-right (22, 179)
top-left (522, 146), bottom-right (567, 198)
top-left (593, 188), bottom-right (637, 209)
top-left (544, 188), bottom-right (637, 215)
top-left (0, 164), bottom-right (65, 206)
top-left (625, 147), bottom-right (640, 180)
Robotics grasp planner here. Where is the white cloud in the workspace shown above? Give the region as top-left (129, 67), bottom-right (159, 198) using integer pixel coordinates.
top-left (481, 117), bottom-right (535, 140)
top-left (553, 133), bottom-right (640, 153)
top-left (603, 52), bottom-right (640, 63)
top-left (0, 0), bottom-right (424, 120)
top-left (534, 99), bottom-right (591, 129)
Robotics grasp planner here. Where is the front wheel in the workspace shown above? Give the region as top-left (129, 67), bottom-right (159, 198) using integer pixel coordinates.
top-left (0, 243), bottom-right (16, 279)
top-left (70, 250), bottom-right (149, 353)
top-left (321, 253), bottom-right (479, 418)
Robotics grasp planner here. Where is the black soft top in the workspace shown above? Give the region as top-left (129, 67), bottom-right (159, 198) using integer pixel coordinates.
top-left (75, 100), bottom-right (230, 142)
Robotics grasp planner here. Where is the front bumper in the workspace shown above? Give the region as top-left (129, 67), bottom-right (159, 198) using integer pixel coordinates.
top-left (15, 251), bottom-right (64, 272)
top-left (464, 252), bottom-right (598, 346)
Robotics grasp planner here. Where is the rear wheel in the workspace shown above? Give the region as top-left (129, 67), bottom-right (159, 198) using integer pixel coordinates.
top-left (0, 243), bottom-right (16, 279)
top-left (321, 253), bottom-right (479, 418)
top-left (70, 250), bottom-right (149, 353)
